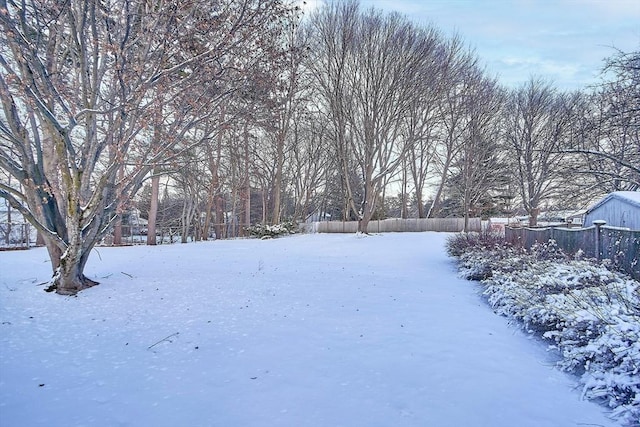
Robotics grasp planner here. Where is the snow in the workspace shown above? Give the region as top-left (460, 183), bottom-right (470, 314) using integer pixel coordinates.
top-left (0, 233), bottom-right (622, 427)
top-left (615, 191), bottom-right (640, 205)
top-left (588, 191), bottom-right (640, 211)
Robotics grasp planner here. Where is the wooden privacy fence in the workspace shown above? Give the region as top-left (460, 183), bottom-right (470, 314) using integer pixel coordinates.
top-left (505, 224), bottom-right (640, 281)
top-left (311, 217), bottom-right (481, 234)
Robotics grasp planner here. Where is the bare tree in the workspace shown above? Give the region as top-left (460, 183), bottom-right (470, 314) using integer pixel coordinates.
top-left (445, 73), bottom-right (506, 230)
top-left (288, 109), bottom-right (331, 221)
top-left (308, 1), bottom-right (442, 232)
top-left (427, 37), bottom-right (479, 218)
top-left (0, 0), bottom-right (291, 294)
top-left (503, 78), bottom-right (576, 226)
top-left (564, 50), bottom-right (640, 193)
top-left (402, 36), bottom-right (449, 218)
top-left (267, 8), bottom-right (307, 224)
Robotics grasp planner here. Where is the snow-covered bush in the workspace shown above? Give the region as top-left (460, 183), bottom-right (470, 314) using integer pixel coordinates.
top-left (529, 239), bottom-right (570, 262)
top-left (246, 220), bottom-right (298, 239)
top-left (445, 229), bottom-right (506, 258)
top-left (448, 234), bottom-right (640, 425)
top-left (451, 233), bottom-right (531, 282)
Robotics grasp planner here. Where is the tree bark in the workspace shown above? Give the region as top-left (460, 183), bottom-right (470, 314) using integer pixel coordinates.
top-left (529, 208), bottom-right (540, 227)
top-left (272, 131), bottom-right (285, 225)
top-left (113, 217), bottom-right (123, 246)
top-left (243, 124), bottom-right (251, 231)
top-left (147, 174), bottom-right (160, 245)
top-left (49, 243), bottom-right (98, 295)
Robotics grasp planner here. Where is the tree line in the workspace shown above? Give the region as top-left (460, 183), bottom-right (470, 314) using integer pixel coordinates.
top-left (0, 0), bottom-right (638, 294)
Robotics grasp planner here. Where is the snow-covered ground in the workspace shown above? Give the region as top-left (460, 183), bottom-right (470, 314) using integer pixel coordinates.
top-left (0, 233), bottom-right (621, 427)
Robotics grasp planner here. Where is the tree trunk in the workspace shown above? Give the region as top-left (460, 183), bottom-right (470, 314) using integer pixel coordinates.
top-left (357, 180), bottom-right (376, 234)
top-left (202, 185), bottom-right (214, 241)
top-left (147, 174), bottom-right (160, 245)
top-left (272, 131), bottom-right (285, 225)
top-left (242, 125), bottom-right (251, 232)
top-left (44, 241), bottom-right (63, 271)
top-left (180, 196), bottom-right (195, 243)
top-left (428, 169), bottom-right (448, 218)
top-left (416, 191), bottom-right (425, 218)
top-left (529, 208), bottom-right (540, 227)
top-left (5, 200), bottom-right (11, 245)
top-left (357, 217), bottom-right (370, 233)
top-left (463, 194), bottom-right (470, 232)
top-left (113, 216), bottom-right (122, 245)
top-left (113, 165), bottom-right (126, 245)
top-left (262, 185), bottom-right (268, 224)
top-left (401, 160), bottom-right (408, 219)
top-left (215, 195), bottom-right (224, 239)
top-left (49, 243), bottom-right (98, 295)
top-left (211, 108), bottom-right (225, 240)
top-left (244, 185), bottom-right (251, 231)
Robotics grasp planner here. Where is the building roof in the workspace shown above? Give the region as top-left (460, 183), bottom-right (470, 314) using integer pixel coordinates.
top-left (586, 191), bottom-right (640, 212)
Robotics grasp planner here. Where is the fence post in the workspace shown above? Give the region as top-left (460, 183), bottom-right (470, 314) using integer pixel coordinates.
top-left (593, 220), bottom-right (607, 261)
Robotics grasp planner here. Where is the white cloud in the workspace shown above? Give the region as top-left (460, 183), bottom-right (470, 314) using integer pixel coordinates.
top-left (358, 0), bottom-right (639, 89)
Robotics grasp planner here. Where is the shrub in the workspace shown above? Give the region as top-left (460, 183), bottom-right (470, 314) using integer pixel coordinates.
top-left (449, 233), bottom-right (640, 425)
top-left (529, 239), bottom-right (570, 262)
top-left (246, 220), bottom-right (298, 239)
top-left (445, 229), bottom-right (507, 258)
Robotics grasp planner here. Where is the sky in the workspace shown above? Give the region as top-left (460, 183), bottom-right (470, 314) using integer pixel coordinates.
top-left (301, 0), bottom-right (640, 90)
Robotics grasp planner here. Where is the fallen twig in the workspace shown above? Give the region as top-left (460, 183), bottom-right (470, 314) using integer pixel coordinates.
top-left (147, 332), bottom-right (179, 350)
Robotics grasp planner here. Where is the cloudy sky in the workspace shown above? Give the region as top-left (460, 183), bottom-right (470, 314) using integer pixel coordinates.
top-left (302, 0), bottom-right (640, 90)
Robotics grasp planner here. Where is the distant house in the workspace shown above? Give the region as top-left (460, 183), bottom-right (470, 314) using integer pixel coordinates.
top-left (583, 191), bottom-right (640, 230)
top-left (508, 210), bottom-right (584, 228)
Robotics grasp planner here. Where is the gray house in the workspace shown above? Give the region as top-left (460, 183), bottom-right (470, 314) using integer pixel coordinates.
top-left (583, 191), bottom-right (640, 230)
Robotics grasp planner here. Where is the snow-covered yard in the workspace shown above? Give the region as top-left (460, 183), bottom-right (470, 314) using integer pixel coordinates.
top-left (0, 233), bottom-right (621, 426)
